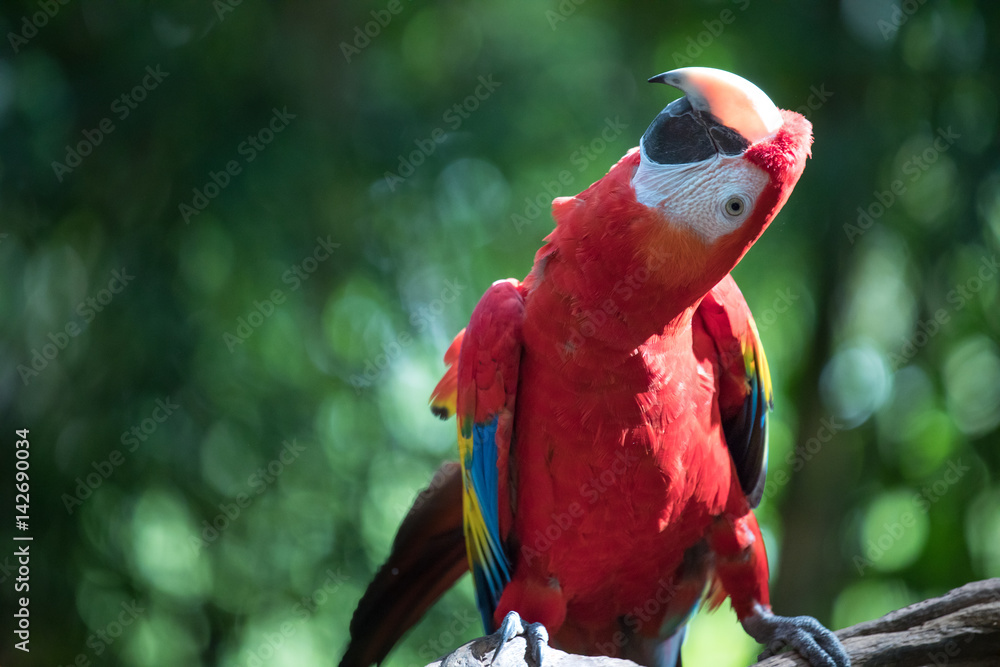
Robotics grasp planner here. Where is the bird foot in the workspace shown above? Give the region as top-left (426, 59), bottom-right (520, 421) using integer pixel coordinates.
top-left (741, 605), bottom-right (850, 667)
top-left (491, 611), bottom-right (550, 667)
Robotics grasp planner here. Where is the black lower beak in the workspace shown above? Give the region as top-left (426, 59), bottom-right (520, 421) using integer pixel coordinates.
top-left (641, 96), bottom-right (750, 165)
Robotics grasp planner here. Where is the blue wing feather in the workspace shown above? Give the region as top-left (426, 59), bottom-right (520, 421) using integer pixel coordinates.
top-left (467, 417), bottom-right (512, 631)
top-left (452, 279), bottom-right (524, 634)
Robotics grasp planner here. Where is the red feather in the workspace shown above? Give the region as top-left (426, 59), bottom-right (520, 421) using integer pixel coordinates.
top-left (341, 106), bottom-right (813, 665)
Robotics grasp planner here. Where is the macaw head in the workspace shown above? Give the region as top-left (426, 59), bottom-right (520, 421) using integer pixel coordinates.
top-left (539, 67), bottom-right (812, 340)
top-left (627, 67), bottom-right (813, 303)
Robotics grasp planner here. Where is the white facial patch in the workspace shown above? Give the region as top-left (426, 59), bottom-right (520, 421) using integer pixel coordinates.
top-left (631, 146), bottom-right (770, 243)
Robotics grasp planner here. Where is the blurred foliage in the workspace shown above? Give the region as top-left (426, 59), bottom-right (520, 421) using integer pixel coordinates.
top-left (1, 0), bottom-right (999, 666)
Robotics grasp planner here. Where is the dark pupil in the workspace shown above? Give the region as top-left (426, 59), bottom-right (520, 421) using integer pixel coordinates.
top-left (728, 199), bottom-right (742, 214)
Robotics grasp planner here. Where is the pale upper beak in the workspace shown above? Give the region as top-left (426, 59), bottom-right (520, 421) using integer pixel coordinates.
top-left (648, 67), bottom-right (784, 146)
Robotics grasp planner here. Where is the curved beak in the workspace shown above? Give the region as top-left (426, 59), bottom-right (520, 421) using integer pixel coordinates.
top-left (648, 67), bottom-right (783, 145)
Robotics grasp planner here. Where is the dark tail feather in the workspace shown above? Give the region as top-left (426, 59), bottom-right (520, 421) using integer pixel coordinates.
top-left (621, 628), bottom-right (685, 667)
top-left (339, 462), bottom-right (468, 667)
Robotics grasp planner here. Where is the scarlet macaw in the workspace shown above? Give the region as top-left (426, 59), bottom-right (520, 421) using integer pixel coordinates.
top-left (342, 67), bottom-right (850, 667)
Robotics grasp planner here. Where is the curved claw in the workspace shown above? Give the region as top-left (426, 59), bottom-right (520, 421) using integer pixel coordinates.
top-left (491, 611), bottom-right (550, 667)
top-left (492, 611), bottom-right (523, 663)
top-left (525, 622), bottom-right (549, 666)
top-left (742, 606), bottom-right (850, 667)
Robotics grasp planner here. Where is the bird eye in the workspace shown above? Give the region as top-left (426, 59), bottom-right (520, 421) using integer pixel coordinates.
top-left (723, 195), bottom-right (749, 218)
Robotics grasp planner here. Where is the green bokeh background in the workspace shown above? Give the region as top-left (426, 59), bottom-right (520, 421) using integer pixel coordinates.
top-left (2, 0), bottom-right (999, 665)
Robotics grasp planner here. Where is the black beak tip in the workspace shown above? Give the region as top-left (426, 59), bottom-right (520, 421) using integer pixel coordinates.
top-left (648, 73), bottom-right (670, 85)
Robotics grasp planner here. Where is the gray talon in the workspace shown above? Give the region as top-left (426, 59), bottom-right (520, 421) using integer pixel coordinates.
top-left (492, 611), bottom-right (524, 663)
top-left (525, 622), bottom-right (549, 667)
top-left (491, 611), bottom-right (549, 667)
top-left (742, 606), bottom-right (850, 667)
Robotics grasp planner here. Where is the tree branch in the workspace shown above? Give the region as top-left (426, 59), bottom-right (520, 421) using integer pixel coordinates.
top-left (757, 578), bottom-right (1000, 667)
top-left (428, 579), bottom-right (1000, 667)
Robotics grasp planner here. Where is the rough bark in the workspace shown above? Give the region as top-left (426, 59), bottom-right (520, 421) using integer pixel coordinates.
top-left (427, 579), bottom-right (1000, 667)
